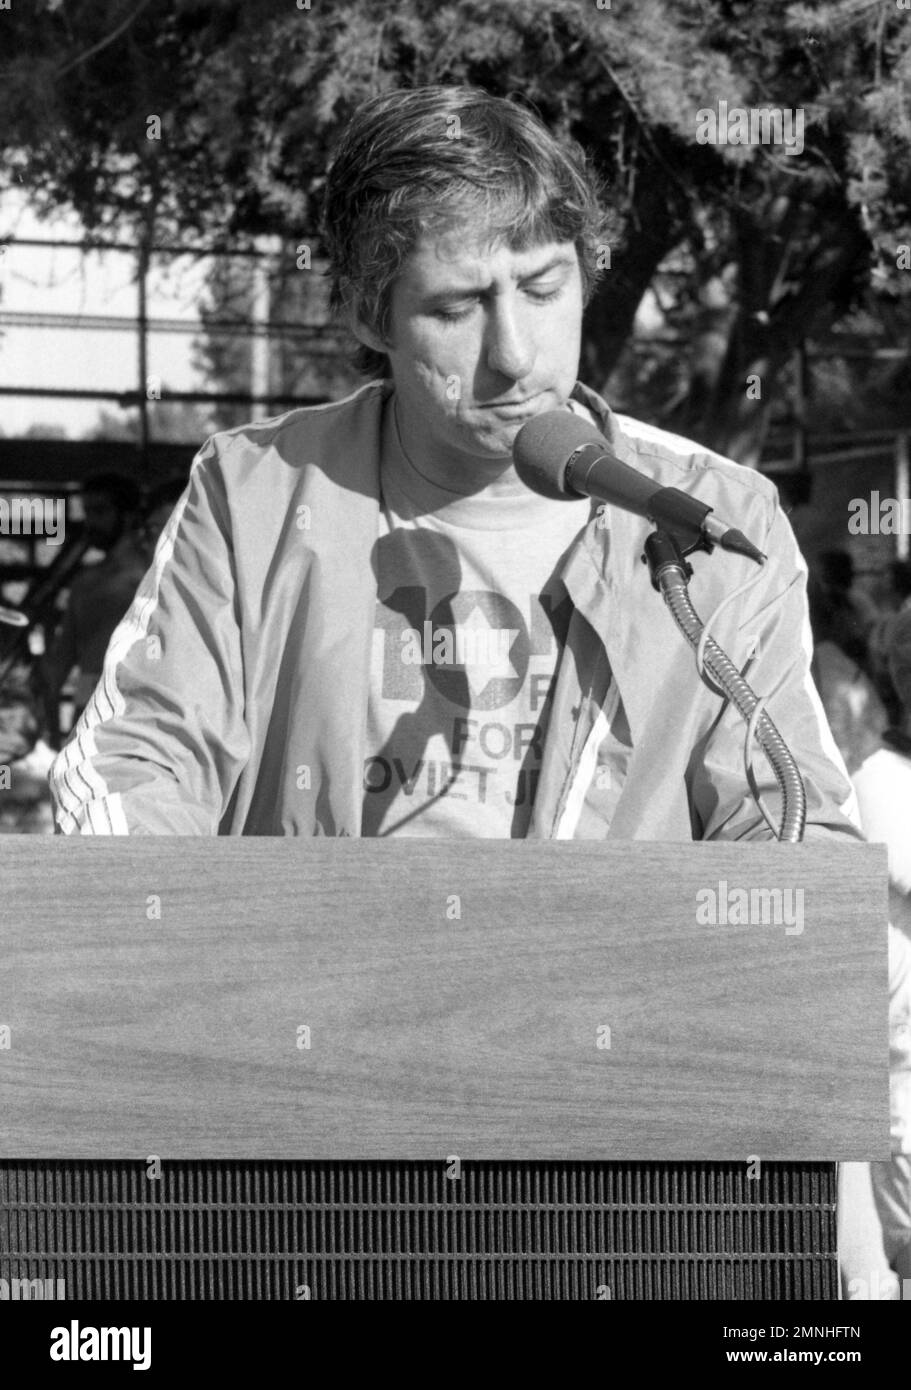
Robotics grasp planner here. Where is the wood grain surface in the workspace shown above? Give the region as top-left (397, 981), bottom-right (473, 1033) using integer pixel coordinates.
top-left (0, 838), bottom-right (891, 1160)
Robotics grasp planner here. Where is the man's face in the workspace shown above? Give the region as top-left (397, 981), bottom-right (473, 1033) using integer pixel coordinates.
top-left (358, 228), bottom-right (584, 476)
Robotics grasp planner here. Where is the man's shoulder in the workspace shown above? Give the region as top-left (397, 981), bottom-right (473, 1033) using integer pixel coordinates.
top-left (611, 417), bottom-right (778, 525)
top-left (573, 384), bottom-right (780, 520)
top-left (196, 380), bottom-right (391, 469)
top-left (614, 414), bottom-right (778, 502)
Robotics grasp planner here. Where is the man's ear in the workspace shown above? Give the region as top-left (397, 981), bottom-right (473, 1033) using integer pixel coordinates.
top-left (348, 306), bottom-right (388, 356)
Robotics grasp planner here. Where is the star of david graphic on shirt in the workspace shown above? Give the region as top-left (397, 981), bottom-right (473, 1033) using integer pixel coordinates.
top-left (414, 600), bottom-right (521, 699)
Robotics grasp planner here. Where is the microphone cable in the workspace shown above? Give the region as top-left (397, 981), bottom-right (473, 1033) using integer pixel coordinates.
top-left (646, 537), bottom-right (807, 843)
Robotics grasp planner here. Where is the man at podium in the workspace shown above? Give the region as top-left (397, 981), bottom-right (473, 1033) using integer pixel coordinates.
top-left (49, 86), bottom-right (858, 847)
top-left (42, 81), bottom-right (909, 1303)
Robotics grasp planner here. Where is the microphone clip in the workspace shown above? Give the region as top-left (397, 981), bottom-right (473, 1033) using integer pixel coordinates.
top-left (642, 528), bottom-right (694, 592)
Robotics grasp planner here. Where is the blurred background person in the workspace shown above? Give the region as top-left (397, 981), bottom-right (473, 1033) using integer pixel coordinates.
top-left (840, 608), bottom-right (911, 1298)
top-left (0, 670), bottom-right (51, 833)
top-left (817, 548), bottom-right (880, 636)
top-left (807, 567), bottom-right (888, 775)
top-left (869, 560), bottom-right (911, 726)
top-left (854, 608), bottom-right (911, 936)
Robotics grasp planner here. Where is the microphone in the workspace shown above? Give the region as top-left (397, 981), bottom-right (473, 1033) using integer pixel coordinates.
top-left (513, 410), bottom-right (765, 564)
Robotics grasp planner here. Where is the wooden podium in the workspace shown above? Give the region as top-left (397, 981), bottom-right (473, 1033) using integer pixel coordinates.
top-left (0, 839), bottom-right (891, 1298)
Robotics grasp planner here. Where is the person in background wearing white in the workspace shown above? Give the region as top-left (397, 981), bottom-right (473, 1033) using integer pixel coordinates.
top-left (840, 608), bottom-right (911, 1297)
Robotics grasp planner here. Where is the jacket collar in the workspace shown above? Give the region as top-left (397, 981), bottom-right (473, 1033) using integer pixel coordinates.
top-left (560, 383), bottom-right (687, 752)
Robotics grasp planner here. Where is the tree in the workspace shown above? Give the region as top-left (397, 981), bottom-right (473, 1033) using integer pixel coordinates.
top-left (23, 423), bottom-right (68, 439)
top-left (2, 0), bottom-right (910, 463)
top-left (191, 246), bottom-right (358, 431)
top-left (88, 399), bottom-right (214, 444)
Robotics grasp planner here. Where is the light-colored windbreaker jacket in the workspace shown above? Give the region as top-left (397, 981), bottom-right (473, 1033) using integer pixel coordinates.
top-left (50, 380), bottom-right (859, 840)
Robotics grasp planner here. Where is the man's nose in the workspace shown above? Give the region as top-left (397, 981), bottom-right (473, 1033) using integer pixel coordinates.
top-left (485, 302), bottom-right (534, 380)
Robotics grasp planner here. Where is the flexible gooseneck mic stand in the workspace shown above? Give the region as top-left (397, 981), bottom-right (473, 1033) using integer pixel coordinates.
top-left (643, 528), bottom-right (807, 844)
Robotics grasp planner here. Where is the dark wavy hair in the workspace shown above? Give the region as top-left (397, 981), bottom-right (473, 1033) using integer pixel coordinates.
top-left (321, 85), bottom-right (611, 377)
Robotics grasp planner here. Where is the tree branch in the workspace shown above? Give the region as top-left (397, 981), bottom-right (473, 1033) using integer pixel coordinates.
top-left (54, 0), bottom-right (157, 79)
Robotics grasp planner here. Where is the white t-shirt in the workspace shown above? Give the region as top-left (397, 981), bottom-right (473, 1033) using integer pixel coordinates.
top-left (362, 410), bottom-right (592, 837)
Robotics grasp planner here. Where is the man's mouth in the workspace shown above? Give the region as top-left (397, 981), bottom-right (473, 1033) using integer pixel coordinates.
top-left (477, 393), bottom-right (544, 416)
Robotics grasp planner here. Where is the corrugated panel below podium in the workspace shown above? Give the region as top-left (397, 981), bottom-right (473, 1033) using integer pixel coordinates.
top-left (0, 1161), bottom-right (836, 1300)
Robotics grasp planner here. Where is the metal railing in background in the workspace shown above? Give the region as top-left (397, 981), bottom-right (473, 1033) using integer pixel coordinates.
top-left (0, 233), bottom-right (346, 460)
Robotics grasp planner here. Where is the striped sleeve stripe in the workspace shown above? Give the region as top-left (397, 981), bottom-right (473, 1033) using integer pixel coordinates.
top-left (554, 688), bottom-right (618, 840)
top-left (49, 481), bottom-right (193, 834)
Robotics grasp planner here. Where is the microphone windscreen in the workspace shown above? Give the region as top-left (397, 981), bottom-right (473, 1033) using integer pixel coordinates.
top-left (513, 410), bottom-right (607, 499)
